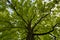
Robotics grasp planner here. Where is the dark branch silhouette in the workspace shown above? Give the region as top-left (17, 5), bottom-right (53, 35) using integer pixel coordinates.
top-left (32, 13), bottom-right (49, 30)
top-left (33, 24), bottom-right (57, 35)
top-left (32, 2), bottom-right (56, 30)
top-left (7, 0), bottom-right (28, 25)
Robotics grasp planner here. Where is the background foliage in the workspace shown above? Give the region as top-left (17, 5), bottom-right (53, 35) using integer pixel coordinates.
top-left (0, 0), bottom-right (60, 40)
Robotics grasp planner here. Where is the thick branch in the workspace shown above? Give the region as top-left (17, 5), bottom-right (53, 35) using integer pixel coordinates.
top-left (32, 14), bottom-right (49, 30)
top-left (7, 0), bottom-right (27, 25)
top-left (33, 24), bottom-right (57, 36)
top-left (27, 14), bottom-right (36, 29)
top-left (32, 2), bottom-right (56, 30)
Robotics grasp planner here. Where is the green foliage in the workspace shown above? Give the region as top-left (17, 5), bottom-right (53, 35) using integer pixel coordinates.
top-left (56, 17), bottom-right (60, 24)
top-left (0, 0), bottom-right (60, 40)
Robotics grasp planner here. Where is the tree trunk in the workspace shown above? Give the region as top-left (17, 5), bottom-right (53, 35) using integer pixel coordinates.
top-left (26, 21), bottom-right (34, 40)
top-left (26, 30), bottom-right (34, 40)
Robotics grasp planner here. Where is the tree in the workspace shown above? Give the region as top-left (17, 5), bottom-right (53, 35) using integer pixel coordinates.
top-left (0, 0), bottom-right (60, 40)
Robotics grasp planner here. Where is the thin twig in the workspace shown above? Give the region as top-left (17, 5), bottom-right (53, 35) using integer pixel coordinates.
top-left (50, 33), bottom-right (56, 40)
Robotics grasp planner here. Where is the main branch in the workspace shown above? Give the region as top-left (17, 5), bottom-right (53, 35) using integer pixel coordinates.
top-left (33, 24), bottom-right (57, 35)
top-left (32, 13), bottom-right (49, 30)
top-left (7, 0), bottom-right (27, 25)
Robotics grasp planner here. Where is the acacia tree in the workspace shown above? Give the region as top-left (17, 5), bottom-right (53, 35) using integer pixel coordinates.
top-left (0, 0), bottom-right (60, 40)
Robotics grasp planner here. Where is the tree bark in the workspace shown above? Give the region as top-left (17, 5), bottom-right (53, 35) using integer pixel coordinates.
top-left (26, 20), bottom-right (35, 40)
top-left (26, 30), bottom-right (34, 40)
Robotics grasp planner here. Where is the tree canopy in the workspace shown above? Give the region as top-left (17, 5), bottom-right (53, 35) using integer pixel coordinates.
top-left (0, 0), bottom-right (60, 40)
